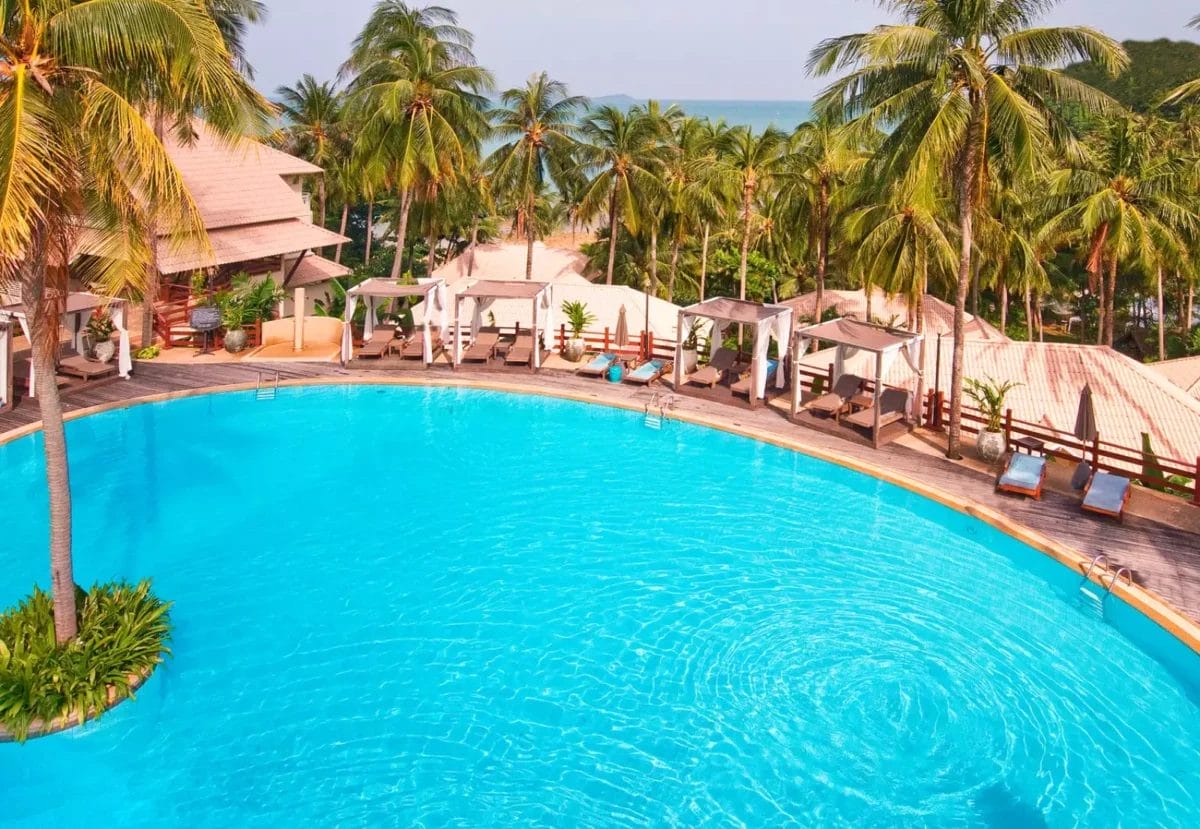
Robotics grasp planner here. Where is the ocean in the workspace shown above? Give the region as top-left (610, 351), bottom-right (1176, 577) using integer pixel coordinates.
top-left (591, 95), bottom-right (814, 133)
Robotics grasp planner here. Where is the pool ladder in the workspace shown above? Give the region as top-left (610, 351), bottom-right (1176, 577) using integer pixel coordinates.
top-left (1077, 554), bottom-right (1133, 617)
top-left (643, 393), bottom-right (676, 429)
top-left (255, 370), bottom-right (280, 401)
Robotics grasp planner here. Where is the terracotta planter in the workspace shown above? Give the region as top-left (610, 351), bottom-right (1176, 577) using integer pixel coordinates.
top-left (976, 429), bottom-right (1007, 464)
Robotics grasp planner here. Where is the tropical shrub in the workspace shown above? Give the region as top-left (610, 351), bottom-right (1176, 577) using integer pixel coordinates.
top-left (135, 345), bottom-right (161, 360)
top-left (562, 301), bottom-right (595, 337)
top-left (0, 581), bottom-right (172, 742)
top-left (964, 377), bottom-right (1022, 432)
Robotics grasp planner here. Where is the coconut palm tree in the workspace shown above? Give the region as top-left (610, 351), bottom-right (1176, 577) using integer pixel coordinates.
top-left (577, 106), bottom-right (665, 285)
top-left (1039, 115), bottom-right (1195, 348)
top-left (347, 14), bottom-right (492, 280)
top-left (810, 0), bottom-right (1127, 457)
top-left (0, 0), bottom-right (269, 643)
top-left (660, 116), bottom-right (727, 302)
top-left (977, 177), bottom-right (1050, 340)
top-left (488, 73), bottom-right (587, 278)
top-left (275, 76), bottom-right (344, 228)
top-left (713, 126), bottom-right (787, 302)
top-left (207, 0), bottom-right (268, 75)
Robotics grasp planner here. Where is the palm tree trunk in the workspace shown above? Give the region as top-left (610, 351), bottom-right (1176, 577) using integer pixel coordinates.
top-left (1036, 292), bottom-right (1045, 342)
top-left (1024, 285), bottom-right (1034, 341)
top-left (1105, 254), bottom-right (1118, 346)
top-left (389, 187), bottom-right (413, 281)
top-left (699, 223), bottom-right (710, 301)
top-left (1157, 265), bottom-right (1166, 361)
top-left (649, 222), bottom-right (659, 295)
top-left (914, 258), bottom-right (928, 428)
top-left (364, 202), bottom-right (374, 266)
top-left (334, 203), bottom-right (350, 264)
top-left (140, 261), bottom-right (158, 349)
top-left (947, 101), bottom-right (982, 460)
top-left (467, 216), bottom-right (480, 277)
top-left (525, 225), bottom-right (535, 280)
top-left (737, 184), bottom-right (753, 301)
top-left (426, 223), bottom-right (437, 278)
top-left (1188, 282), bottom-right (1195, 337)
top-left (317, 179), bottom-right (328, 256)
top-left (971, 258), bottom-right (980, 318)
top-left (605, 189), bottom-right (619, 286)
top-left (21, 271), bottom-right (77, 643)
top-left (814, 187), bottom-right (828, 325)
top-left (668, 237), bottom-right (681, 303)
top-left (999, 277), bottom-right (1008, 332)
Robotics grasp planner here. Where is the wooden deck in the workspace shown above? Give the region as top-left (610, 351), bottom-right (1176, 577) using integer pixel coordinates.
top-left (4, 359), bottom-right (1200, 622)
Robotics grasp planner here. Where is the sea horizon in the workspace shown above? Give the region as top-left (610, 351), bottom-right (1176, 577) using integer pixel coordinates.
top-left (590, 94), bottom-right (814, 132)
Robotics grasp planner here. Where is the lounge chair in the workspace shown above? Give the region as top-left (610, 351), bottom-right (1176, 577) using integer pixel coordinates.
top-left (623, 358), bottom-right (667, 385)
top-left (57, 355), bottom-right (118, 381)
top-left (731, 359), bottom-right (779, 398)
top-left (578, 353), bottom-right (618, 377)
top-left (687, 348), bottom-right (739, 388)
top-left (460, 331), bottom-right (500, 364)
top-left (844, 388), bottom-right (909, 432)
top-left (1082, 471), bottom-right (1133, 521)
top-left (400, 328), bottom-right (443, 362)
top-left (995, 453), bottom-right (1047, 499)
top-left (807, 373), bottom-right (864, 418)
top-left (357, 325), bottom-right (397, 359)
top-left (505, 335), bottom-right (535, 366)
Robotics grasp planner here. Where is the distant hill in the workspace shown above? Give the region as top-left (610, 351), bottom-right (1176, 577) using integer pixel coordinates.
top-left (1063, 38), bottom-right (1200, 111)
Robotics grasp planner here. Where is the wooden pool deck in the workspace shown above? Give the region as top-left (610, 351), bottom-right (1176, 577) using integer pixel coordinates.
top-left (4, 359), bottom-right (1200, 624)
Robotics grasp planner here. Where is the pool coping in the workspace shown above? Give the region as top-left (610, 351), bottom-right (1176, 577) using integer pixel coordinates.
top-left (5, 374), bottom-right (1200, 657)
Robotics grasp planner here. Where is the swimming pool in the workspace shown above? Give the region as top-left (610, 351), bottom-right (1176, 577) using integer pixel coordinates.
top-left (2, 384), bottom-right (1199, 826)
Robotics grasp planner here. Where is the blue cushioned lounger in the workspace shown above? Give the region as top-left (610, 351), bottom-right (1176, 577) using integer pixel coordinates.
top-left (623, 359), bottom-right (666, 385)
top-left (1081, 471), bottom-right (1132, 520)
top-left (995, 453), bottom-right (1047, 499)
top-left (578, 353), bottom-right (617, 377)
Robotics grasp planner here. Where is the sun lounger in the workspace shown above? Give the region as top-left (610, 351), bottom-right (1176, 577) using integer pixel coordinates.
top-left (996, 453), bottom-right (1047, 499)
top-left (1082, 471), bottom-right (1133, 521)
top-left (624, 358), bottom-right (667, 385)
top-left (844, 388), bottom-right (909, 431)
top-left (687, 348), bottom-right (739, 388)
top-left (400, 329), bottom-right (443, 361)
top-left (461, 331), bottom-right (500, 364)
top-left (56, 355), bottom-right (118, 381)
top-left (731, 358), bottom-right (779, 398)
top-left (807, 373), bottom-right (864, 418)
top-left (357, 325), bottom-right (397, 359)
top-left (505, 335), bottom-right (535, 366)
top-left (578, 353), bottom-right (617, 377)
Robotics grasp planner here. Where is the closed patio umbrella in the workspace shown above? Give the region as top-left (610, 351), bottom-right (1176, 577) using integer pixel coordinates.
top-left (614, 305), bottom-right (628, 348)
top-left (1074, 384), bottom-right (1098, 442)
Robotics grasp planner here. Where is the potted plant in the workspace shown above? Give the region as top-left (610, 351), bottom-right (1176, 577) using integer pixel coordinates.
top-left (218, 292), bottom-right (249, 353)
top-left (561, 300), bottom-right (595, 362)
top-left (964, 376), bottom-right (1021, 463)
top-left (86, 314), bottom-right (117, 363)
top-left (681, 319), bottom-right (703, 373)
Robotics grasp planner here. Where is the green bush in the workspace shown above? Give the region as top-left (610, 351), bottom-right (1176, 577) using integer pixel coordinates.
top-left (0, 581), bottom-right (171, 742)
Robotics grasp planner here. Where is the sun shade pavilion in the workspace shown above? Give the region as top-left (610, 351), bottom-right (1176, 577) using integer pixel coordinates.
top-left (341, 278), bottom-right (448, 364)
top-left (673, 297), bottom-right (793, 402)
top-left (791, 317), bottom-right (923, 445)
top-left (453, 280), bottom-right (554, 369)
top-left (0, 292), bottom-right (132, 399)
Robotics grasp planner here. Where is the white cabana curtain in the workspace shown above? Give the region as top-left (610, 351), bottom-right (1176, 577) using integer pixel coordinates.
top-left (538, 287), bottom-right (554, 355)
top-left (341, 294), bottom-right (360, 362)
top-left (833, 345), bottom-right (861, 383)
top-left (14, 313), bottom-right (34, 397)
top-left (0, 320), bottom-right (10, 409)
top-left (110, 302), bottom-right (132, 379)
top-left (67, 310), bottom-right (88, 355)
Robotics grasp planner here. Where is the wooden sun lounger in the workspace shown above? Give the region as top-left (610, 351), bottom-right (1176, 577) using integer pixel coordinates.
top-left (807, 374), bottom-right (865, 417)
top-left (505, 335), bottom-right (535, 366)
top-left (56, 355), bottom-right (118, 381)
top-left (687, 348), bottom-right (740, 388)
top-left (996, 453), bottom-right (1047, 499)
top-left (578, 353), bottom-right (617, 377)
top-left (357, 325), bottom-right (397, 359)
top-left (461, 331), bottom-right (500, 363)
top-left (1081, 471), bottom-right (1133, 521)
top-left (400, 329), bottom-right (443, 361)
top-left (624, 358), bottom-right (668, 385)
top-left (843, 388), bottom-right (909, 431)
top-left (731, 359), bottom-right (778, 398)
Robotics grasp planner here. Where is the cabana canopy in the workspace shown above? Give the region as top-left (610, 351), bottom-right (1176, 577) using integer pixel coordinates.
top-left (673, 297), bottom-right (793, 401)
top-left (0, 291), bottom-right (132, 398)
top-left (453, 280), bottom-right (554, 369)
top-left (790, 317), bottom-right (923, 440)
top-left (341, 278), bottom-right (448, 364)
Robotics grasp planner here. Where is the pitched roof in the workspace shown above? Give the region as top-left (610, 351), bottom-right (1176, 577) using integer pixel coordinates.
top-left (1148, 355), bottom-right (1200, 401)
top-left (781, 288), bottom-right (1008, 341)
top-left (286, 254), bottom-right (352, 288)
top-left (348, 278), bottom-right (440, 298)
top-left (459, 280), bottom-right (550, 300)
top-left (797, 317), bottom-right (920, 353)
top-left (433, 242), bottom-right (591, 286)
top-left (685, 297), bottom-right (791, 324)
top-left (156, 221), bottom-right (349, 274)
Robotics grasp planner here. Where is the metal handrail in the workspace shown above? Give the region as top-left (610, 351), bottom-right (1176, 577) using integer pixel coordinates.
top-left (1102, 567), bottom-right (1133, 595)
top-left (1082, 554), bottom-right (1109, 581)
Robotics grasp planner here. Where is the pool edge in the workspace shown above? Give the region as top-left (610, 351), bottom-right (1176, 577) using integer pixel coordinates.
top-left (5, 375), bottom-right (1200, 656)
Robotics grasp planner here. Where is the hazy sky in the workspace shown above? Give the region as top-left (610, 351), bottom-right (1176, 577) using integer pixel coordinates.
top-left (245, 0), bottom-right (1198, 101)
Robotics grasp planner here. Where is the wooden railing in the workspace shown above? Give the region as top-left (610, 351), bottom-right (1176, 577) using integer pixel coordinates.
top-left (553, 326), bottom-right (683, 362)
top-left (152, 292), bottom-right (261, 351)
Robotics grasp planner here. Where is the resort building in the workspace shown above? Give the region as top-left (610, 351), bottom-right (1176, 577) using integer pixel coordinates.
top-left (152, 121), bottom-right (351, 334)
top-left (1150, 355), bottom-right (1200, 402)
top-left (782, 288), bottom-right (1009, 341)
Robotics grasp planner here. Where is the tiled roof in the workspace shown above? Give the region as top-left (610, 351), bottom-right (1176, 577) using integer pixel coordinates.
top-left (433, 242), bottom-right (591, 286)
top-left (157, 221), bottom-right (349, 274)
top-left (1149, 355), bottom-right (1200, 401)
top-left (286, 254), bottom-right (352, 288)
top-left (782, 288), bottom-right (1009, 341)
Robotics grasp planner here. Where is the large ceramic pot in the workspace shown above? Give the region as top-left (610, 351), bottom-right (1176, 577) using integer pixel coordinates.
top-left (976, 429), bottom-right (1007, 464)
top-left (681, 348), bottom-right (698, 374)
top-left (563, 337), bottom-right (586, 362)
top-left (223, 328), bottom-right (248, 354)
top-left (93, 339), bottom-right (116, 364)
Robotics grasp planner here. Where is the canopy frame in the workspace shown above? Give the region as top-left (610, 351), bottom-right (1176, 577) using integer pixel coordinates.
top-left (672, 297), bottom-right (793, 404)
top-left (341, 278), bottom-right (448, 365)
top-left (452, 280), bottom-right (554, 370)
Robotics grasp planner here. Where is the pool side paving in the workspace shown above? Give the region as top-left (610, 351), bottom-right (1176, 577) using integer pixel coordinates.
top-left (3, 359), bottom-right (1200, 630)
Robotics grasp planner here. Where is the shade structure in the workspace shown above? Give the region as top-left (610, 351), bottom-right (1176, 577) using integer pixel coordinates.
top-left (791, 316), bottom-right (924, 447)
top-left (0, 292), bottom-right (132, 398)
top-left (673, 297), bottom-right (792, 403)
top-left (341, 279), bottom-right (448, 364)
top-left (453, 281), bottom-right (554, 369)
top-left (614, 305), bottom-right (629, 348)
top-left (1074, 384), bottom-right (1099, 443)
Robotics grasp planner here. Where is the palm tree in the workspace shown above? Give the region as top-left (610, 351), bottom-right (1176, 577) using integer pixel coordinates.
top-left (660, 116), bottom-right (726, 301)
top-left (977, 178), bottom-right (1049, 340)
top-left (810, 0), bottom-right (1127, 457)
top-left (714, 126), bottom-right (787, 302)
top-left (347, 10), bottom-right (492, 280)
top-left (577, 106), bottom-right (665, 285)
top-left (0, 0), bottom-right (268, 643)
top-left (488, 73), bottom-right (587, 278)
top-left (1039, 115), bottom-right (1194, 348)
top-left (275, 76), bottom-right (343, 229)
top-left (206, 0), bottom-right (268, 75)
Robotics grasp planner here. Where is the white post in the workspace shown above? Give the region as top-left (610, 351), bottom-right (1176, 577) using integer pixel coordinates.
top-left (293, 287), bottom-right (306, 352)
top-left (674, 309), bottom-right (684, 387)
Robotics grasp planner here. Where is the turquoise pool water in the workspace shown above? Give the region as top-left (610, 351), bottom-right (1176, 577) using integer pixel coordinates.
top-left (2, 386), bottom-right (1199, 826)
